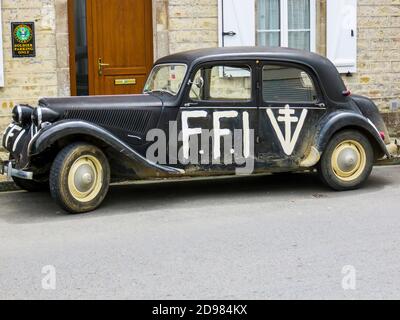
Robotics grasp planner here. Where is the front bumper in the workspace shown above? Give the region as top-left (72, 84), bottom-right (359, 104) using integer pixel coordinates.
top-left (0, 161), bottom-right (33, 180)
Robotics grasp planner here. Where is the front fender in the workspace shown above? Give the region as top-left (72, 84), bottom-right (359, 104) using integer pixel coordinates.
top-left (29, 121), bottom-right (184, 178)
top-left (315, 112), bottom-right (389, 158)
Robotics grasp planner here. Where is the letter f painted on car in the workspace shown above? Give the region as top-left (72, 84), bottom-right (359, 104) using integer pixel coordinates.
top-left (182, 111), bottom-right (207, 159)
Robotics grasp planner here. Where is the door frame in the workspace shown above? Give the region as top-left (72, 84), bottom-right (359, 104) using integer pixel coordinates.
top-left (67, 0), bottom-right (77, 96)
top-left (67, 0), bottom-right (156, 96)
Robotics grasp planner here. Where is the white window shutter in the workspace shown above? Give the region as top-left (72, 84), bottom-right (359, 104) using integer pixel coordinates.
top-left (327, 0), bottom-right (358, 74)
top-left (218, 0), bottom-right (255, 48)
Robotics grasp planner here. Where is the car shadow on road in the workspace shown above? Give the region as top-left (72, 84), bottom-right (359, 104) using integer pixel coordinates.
top-left (0, 169), bottom-right (393, 224)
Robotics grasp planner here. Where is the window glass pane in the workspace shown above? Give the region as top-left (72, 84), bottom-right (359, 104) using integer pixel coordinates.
top-left (257, 0), bottom-right (280, 47)
top-left (191, 65), bottom-right (251, 101)
top-left (259, 0), bottom-right (280, 30)
top-left (262, 65), bottom-right (317, 103)
top-left (288, 0), bottom-right (310, 51)
top-left (144, 65), bottom-right (187, 96)
top-left (257, 32), bottom-right (280, 47)
top-left (288, 0), bottom-right (310, 29)
top-left (210, 66), bottom-right (251, 100)
top-left (289, 31), bottom-right (310, 51)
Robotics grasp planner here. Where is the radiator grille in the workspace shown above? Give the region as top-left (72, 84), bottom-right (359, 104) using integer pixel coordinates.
top-left (63, 109), bottom-right (153, 134)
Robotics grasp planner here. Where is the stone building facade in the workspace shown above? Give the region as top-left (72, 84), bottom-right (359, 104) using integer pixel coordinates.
top-left (0, 0), bottom-right (400, 139)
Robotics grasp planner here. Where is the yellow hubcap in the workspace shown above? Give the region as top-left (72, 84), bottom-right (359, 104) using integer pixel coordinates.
top-left (68, 155), bottom-right (103, 202)
top-left (331, 140), bottom-right (366, 182)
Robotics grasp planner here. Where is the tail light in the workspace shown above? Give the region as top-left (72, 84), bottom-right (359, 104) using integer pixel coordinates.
top-left (342, 90), bottom-right (352, 97)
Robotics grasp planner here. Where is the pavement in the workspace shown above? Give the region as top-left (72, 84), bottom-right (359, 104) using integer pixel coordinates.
top-left (0, 166), bottom-right (399, 300)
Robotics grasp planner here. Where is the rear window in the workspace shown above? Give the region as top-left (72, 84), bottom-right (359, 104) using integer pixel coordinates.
top-left (262, 65), bottom-right (318, 103)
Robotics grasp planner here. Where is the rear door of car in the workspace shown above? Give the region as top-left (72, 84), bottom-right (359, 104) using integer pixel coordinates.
top-left (257, 61), bottom-right (327, 169)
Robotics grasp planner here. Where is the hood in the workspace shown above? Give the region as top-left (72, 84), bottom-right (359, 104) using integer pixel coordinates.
top-left (36, 94), bottom-right (164, 138)
top-left (39, 94), bottom-right (163, 112)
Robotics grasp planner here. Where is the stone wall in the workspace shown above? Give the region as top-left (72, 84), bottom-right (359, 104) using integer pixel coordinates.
top-left (340, 0), bottom-right (400, 117)
top-left (167, 0), bottom-right (218, 54)
top-left (0, 0), bottom-right (69, 134)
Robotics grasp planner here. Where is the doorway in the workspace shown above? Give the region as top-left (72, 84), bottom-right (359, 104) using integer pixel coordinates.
top-left (68, 0), bottom-right (154, 96)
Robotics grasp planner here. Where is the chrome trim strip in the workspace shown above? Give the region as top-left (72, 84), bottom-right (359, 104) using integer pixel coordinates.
top-left (367, 118), bottom-right (381, 135)
top-left (259, 106), bottom-right (327, 110)
top-left (27, 128), bottom-right (42, 156)
top-left (181, 106), bottom-right (258, 110)
top-left (128, 135), bottom-right (142, 140)
top-left (12, 129), bottom-right (27, 152)
top-left (17, 105), bottom-right (22, 123)
top-left (37, 107), bottom-right (43, 127)
top-left (181, 106), bottom-right (326, 111)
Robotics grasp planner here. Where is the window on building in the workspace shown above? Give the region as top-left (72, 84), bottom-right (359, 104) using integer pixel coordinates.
top-left (262, 64), bottom-right (317, 102)
top-left (257, 0), bottom-right (315, 51)
top-left (219, 0), bottom-right (358, 73)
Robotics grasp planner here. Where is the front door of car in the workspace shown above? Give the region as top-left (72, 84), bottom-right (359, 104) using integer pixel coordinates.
top-left (176, 62), bottom-right (258, 174)
top-left (257, 62), bottom-right (327, 168)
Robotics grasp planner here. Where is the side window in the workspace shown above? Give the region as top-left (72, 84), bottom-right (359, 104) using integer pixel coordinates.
top-left (262, 65), bottom-right (318, 103)
top-left (190, 65), bottom-right (252, 102)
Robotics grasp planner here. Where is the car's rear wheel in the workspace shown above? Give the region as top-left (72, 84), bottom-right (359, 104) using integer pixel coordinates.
top-left (50, 143), bottom-right (110, 214)
top-left (318, 130), bottom-right (374, 191)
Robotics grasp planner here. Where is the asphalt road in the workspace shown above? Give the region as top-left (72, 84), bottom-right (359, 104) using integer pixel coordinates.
top-left (0, 166), bottom-right (400, 300)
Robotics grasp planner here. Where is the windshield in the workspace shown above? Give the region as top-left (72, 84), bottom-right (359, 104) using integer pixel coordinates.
top-left (144, 64), bottom-right (187, 96)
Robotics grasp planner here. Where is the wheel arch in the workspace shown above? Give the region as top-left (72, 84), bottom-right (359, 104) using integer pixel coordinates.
top-left (29, 121), bottom-right (184, 179)
top-left (33, 133), bottom-right (124, 177)
top-left (315, 113), bottom-right (389, 160)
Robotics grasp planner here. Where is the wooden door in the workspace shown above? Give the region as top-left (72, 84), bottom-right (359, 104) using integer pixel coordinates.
top-left (87, 0), bottom-right (153, 95)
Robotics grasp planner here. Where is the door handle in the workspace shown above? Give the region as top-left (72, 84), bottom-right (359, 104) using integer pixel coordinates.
top-left (184, 102), bottom-right (199, 108)
top-left (315, 102), bottom-right (326, 108)
top-left (223, 31), bottom-right (237, 37)
top-left (98, 58), bottom-right (110, 76)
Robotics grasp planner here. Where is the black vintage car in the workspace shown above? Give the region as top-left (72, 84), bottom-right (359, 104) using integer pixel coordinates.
top-left (1, 47), bottom-right (399, 213)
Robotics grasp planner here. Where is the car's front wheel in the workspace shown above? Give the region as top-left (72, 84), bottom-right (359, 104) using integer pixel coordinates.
top-left (50, 143), bottom-right (110, 214)
top-left (318, 130), bottom-right (374, 191)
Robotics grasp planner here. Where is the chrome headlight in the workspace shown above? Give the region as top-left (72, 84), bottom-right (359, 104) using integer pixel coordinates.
top-left (32, 107), bottom-right (60, 128)
top-left (12, 105), bottom-right (34, 126)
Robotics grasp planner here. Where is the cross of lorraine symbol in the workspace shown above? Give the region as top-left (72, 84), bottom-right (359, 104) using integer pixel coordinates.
top-left (267, 105), bottom-right (308, 156)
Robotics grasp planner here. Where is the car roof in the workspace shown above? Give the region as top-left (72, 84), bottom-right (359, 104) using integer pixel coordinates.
top-left (155, 46), bottom-right (348, 103)
top-left (157, 46), bottom-right (321, 65)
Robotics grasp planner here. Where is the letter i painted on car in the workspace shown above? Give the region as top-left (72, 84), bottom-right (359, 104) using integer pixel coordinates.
top-left (213, 111), bottom-right (239, 160)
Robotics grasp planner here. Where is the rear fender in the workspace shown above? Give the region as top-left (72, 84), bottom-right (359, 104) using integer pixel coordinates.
top-left (315, 112), bottom-right (389, 159)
